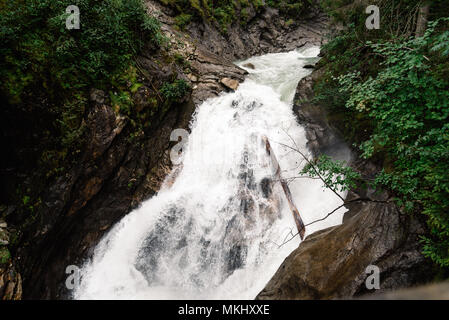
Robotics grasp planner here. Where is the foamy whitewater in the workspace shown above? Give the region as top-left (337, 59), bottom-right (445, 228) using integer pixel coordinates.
top-left (74, 47), bottom-right (347, 300)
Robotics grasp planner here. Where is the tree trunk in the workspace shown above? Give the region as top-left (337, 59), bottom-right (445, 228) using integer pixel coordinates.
top-left (262, 136), bottom-right (306, 240)
top-left (415, 2), bottom-right (430, 37)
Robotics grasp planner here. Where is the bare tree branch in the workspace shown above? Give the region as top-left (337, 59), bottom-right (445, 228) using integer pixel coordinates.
top-left (274, 196), bottom-right (391, 249)
top-left (271, 131), bottom-right (346, 203)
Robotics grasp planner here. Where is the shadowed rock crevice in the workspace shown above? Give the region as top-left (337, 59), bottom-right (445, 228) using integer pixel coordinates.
top-left (147, 0), bottom-right (328, 61)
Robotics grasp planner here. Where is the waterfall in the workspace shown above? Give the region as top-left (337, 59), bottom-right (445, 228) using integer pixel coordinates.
top-left (74, 47), bottom-right (347, 300)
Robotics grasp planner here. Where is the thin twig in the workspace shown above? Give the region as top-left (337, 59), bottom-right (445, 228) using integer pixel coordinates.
top-left (271, 136), bottom-right (346, 203)
top-left (275, 197), bottom-right (390, 249)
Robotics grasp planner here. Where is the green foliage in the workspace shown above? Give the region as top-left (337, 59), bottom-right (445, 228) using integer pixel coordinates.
top-left (301, 155), bottom-right (362, 193)
top-left (268, 0), bottom-right (313, 18)
top-left (0, 0), bottom-right (162, 103)
top-left (316, 10), bottom-right (449, 268)
top-left (0, 247), bottom-right (11, 265)
top-left (22, 196), bottom-right (30, 206)
top-left (160, 79), bottom-right (191, 101)
top-left (175, 13), bottom-right (193, 29)
top-left (109, 65), bottom-right (165, 132)
top-left (212, 3), bottom-right (235, 33)
top-left (285, 18), bottom-right (294, 27)
top-left (0, 0), bottom-right (163, 175)
top-left (158, 0), bottom-right (312, 34)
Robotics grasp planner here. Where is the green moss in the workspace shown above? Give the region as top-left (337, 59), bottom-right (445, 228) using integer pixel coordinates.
top-left (0, 247), bottom-right (11, 265)
top-left (175, 13), bottom-right (193, 29)
top-left (1, 0), bottom-right (165, 182)
top-left (22, 196), bottom-right (30, 206)
top-left (159, 0), bottom-right (313, 34)
top-left (285, 18), bottom-right (294, 27)
top-left (160, 79), bottom-right (191, 102)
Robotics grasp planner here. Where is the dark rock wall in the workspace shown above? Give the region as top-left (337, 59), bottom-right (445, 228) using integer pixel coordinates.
top-left (15, 36), bottom-right (249, 299)
top-left (0, 27), bottom-right (234, 300)
top-left (1, 0), bottom-right (329, 299)
top-left (19, 92), bottom-right (195, 299)
top-left (147, 0), bottom-right (328, 61)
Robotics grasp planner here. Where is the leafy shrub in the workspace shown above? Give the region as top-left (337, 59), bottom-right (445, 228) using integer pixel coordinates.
top-left (0, 0), bottom-right (162, 103)
top-left (338, 19), bottom-right (449, 266)
top-left (175, 13), bottom-right (193, 29)
top-left (160, 79), bottom-right (191, 101)
top-left (158, 0), bottom-right (313, 34)
top-left (0, 0), bottom-right (164, 195)
top-left (315, 9), bottom-right (449, 268)
top-left (301, 155), bottom-right (362, 193)
top-left (266, 0), bottom-right (314, 18)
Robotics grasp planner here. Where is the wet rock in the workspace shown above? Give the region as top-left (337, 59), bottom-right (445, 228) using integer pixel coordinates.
top-left (303, 64), bottom-right (315, 69)
top-left (187, 73), bottom-right (198, 82)
top-left (0, 220), bottom-right (22, 300)
top-left (89, 89), bottom-right (106, 105)
top-left (133, 85), bottom-right (154, 112)
top-left (0, 219), bottom-right (9, 246)
top-left (150, 0), bottom-right (328, 62)
top-left (220, 78), bottom-right (240, 91)
top-left (0, 265), bottom-right (22, 300)
top-left (294, 70), bottom-right (351, 161)
top-left (86, 104), bottom-right (127, 161)
top-left (361, 281), bottom-right (449, 300)
top-left (257, 201), bottom-right (432, 299)
top-left (242, 63), bottom-right (255, 70)
top-left (185, 46), bottom-right (247, 104)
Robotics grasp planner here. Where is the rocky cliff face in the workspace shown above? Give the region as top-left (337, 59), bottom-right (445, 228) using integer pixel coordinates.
top-left (256, 68), bottom-right (434, 300)
top-left (147, 0), bottom-right (328, 61)
top-left (10, 63), bottom-right (196, 299)
top-left (257, 197), bottom-right (433, 299)
top-left (0, 1), bottom-right (328, 299)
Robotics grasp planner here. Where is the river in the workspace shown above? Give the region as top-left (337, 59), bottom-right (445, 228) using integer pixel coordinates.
top-left (74, 46), bottom-right (347, 299)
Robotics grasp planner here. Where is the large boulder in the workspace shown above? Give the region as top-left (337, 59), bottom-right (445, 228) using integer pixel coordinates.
top-left (220, 78), bottom-right (240, 91)
top-left (256, 199), bottom-right (432, 299)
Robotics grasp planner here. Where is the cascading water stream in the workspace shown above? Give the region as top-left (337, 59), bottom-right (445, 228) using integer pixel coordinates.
top-left (74, 47), bottom-right (347, 300)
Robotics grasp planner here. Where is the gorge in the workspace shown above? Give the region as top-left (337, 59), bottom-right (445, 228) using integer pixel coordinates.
top-left (74, 46), bottom-right (349, 299)
top-left (1, 0), bottom-right (448, 300)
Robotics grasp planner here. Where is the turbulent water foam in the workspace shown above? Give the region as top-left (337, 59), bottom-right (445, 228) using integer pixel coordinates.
top-left (74, 46), bottom-right (347, 300)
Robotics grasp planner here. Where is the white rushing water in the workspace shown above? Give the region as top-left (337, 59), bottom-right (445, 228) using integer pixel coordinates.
top-left (74, 47), bottom-right (347, 300)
